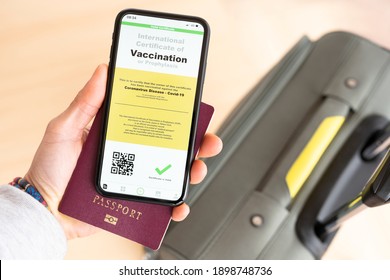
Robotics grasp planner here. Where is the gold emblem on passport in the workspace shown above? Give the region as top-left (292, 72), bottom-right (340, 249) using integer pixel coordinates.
top-left (104, 214), bottom-right (118, 225)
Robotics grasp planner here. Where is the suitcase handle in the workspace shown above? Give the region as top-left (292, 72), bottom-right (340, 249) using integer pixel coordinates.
top-left (318, 142), bottom-right (390, 239)
top-left (362, 123), bottom-right (390, 161)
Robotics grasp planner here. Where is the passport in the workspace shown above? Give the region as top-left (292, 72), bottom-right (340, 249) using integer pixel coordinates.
top-left (59, 102), bottom-right (214, 250)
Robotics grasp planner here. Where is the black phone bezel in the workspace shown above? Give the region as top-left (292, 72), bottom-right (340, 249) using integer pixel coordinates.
top-left (95, 9), bottom-right (210, 206)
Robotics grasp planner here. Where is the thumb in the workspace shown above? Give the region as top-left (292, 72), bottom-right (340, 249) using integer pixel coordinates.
top-left (59, 64), bottom-right (108, 131)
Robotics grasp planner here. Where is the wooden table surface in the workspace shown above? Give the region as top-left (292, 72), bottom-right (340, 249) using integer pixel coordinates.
top-left (1, 0), bottom-right (390, 259)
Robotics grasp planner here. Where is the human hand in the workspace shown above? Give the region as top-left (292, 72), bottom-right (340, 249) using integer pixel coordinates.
top-left (24, 64), bottom-right (222, 239)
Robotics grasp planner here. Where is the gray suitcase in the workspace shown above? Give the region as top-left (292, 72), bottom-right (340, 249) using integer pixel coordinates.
top-left (154, 32), bottom-right (390, 259)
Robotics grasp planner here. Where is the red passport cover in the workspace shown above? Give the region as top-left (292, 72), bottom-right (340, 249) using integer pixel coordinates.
top-left (59, 102), bottom-right (214, 250)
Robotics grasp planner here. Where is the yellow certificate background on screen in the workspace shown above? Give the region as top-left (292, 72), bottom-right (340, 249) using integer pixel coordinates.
top-left (106, 67), bottom-right (197, 150)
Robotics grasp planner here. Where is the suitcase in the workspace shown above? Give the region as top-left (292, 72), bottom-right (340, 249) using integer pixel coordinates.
top-left (153, 31), bottom-right (390, 259)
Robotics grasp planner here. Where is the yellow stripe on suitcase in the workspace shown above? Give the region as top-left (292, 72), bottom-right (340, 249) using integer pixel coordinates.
top-left (286, 116), bottom-right (345, 198)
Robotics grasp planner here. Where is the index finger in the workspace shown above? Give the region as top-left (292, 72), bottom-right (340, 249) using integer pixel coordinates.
top-left (197, 133), bottom-right (223, 158)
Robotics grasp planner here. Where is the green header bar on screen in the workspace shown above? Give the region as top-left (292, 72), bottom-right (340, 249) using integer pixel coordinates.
top-left (121, 21), bottom-right (204, 35)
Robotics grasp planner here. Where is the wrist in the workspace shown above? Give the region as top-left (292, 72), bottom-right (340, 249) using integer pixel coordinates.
top-left (20, 174), bottom-right (98, 240)
top-left (11, 176), bottom-right (71, 239)
top-left (9, 177), bottom-right (50, 210)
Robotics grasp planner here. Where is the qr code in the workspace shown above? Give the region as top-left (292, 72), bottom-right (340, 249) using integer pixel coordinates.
top-left (111, 151), bottom-right (135, 176)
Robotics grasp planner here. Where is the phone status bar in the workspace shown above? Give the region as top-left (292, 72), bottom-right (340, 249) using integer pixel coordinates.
top-left (122, 13), bottom-right (204, 34)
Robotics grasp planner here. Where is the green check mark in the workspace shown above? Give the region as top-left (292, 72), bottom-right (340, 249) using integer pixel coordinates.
top-left (155, 164), bottom-right (172, 175)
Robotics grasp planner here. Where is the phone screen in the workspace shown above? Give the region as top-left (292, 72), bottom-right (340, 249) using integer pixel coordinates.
top-left (97, 10), bottom-right (209, 204)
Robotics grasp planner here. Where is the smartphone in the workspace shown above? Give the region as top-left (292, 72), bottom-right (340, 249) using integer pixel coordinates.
top-left (96, 9), bottom-right (210, 205)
